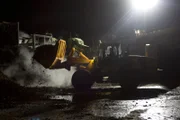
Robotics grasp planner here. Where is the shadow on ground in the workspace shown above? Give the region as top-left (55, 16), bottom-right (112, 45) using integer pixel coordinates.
top-left (72, 88), bottom-right (168, 103)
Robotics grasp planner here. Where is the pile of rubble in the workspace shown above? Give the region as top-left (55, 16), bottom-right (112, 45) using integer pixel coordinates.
top-left (0, 71), bottom-right (44, 103)
top-left (0, 71), bottom-right (22, 100)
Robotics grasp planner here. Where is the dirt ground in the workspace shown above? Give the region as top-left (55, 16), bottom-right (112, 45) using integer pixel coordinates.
top-left (0, 83), bottom-right (180, 120)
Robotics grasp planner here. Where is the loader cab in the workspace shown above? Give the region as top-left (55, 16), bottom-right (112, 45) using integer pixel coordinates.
top-left (98, 42), bottom-right (122, 60)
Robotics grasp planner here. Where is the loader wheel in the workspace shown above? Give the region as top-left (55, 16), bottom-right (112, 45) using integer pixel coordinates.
top-left (72, 70), bottom-right (94, 91)
top-left (117, 71), bottom-right (139, 90)
top-left (161, 71), bottom-right (180, 89)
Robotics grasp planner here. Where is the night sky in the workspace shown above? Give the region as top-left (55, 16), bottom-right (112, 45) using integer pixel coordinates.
top-left (1, 0), bottom-right (180, 44)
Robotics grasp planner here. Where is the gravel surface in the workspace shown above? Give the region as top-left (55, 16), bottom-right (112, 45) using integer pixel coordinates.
top-left (0, 83), bottom-right (180, 120)
top-left (0, 70), bottom-right (179, 120)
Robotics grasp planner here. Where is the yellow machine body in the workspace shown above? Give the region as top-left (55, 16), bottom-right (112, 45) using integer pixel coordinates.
top-left (50, 39), bottom-right (95, 71)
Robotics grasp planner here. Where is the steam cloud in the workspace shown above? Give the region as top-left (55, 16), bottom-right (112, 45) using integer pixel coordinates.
top-left (3, 46), bottom-right (76, 88)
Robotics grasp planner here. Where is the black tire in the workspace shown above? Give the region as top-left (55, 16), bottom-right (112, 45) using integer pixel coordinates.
top-left (72, 70), bottom-right (94, 91)
top-left (162, 75), bottom-right (180, 89)
top-left (159, 71), bottom-right (180, 89)
top-left (115, 69), bottom-right (140, 90)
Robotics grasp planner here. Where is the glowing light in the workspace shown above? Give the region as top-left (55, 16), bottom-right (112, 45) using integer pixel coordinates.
top-left (132, 0), bottom-right (159, 11)
top-left (135, 29), bottom-right (140, 34)
top-left (146, 44), bottom-right (151, 46)
top-left (137, 30), bottom-right (140, 34)
top-left (103, 76), bottom-right (109, 81)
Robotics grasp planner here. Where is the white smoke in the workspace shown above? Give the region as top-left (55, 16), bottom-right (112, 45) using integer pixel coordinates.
top-left (3, 46), bottom-right (76, 88)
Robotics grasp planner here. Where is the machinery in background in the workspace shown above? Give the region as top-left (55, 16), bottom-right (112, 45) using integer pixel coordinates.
top-left (19, 33), bottom-right (57, 50)
top-left (0, 22), bottom-right (58, 67)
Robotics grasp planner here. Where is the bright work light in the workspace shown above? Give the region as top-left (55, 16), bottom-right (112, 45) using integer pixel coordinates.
top-left (132, 0), bottom-right (159, 11)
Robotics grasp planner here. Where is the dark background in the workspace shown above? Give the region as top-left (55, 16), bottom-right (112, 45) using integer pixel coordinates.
top-left (1, 0), bottom-right (180, 44)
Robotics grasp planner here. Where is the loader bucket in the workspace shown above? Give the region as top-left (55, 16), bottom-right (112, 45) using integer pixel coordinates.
top-left (33, 39), bottom-right (66, 69)
top-left (33, 45), bottom-right (57, 68)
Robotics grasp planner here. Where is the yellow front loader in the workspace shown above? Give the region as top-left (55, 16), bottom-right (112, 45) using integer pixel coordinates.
top-left (33, 39), bottom-right (96, 91)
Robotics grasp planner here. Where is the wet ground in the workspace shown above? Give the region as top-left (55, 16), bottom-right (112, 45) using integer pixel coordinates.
top-left (1, 83), bottom-right (180, 120)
